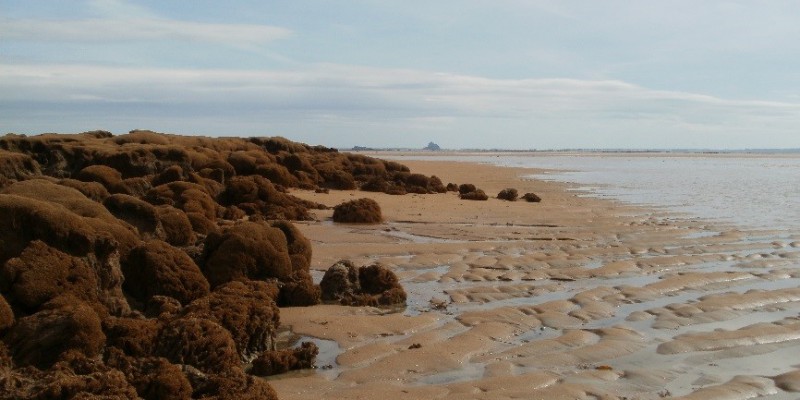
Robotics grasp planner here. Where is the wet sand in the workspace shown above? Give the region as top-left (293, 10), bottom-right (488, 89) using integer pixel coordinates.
top-left (271, 158), bottom-right (800, 399)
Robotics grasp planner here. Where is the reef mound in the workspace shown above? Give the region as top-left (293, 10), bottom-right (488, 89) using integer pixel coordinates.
top-left (0, 130), bottom-right (424, 398)
top-left (332, 198), bottom-right (383, 223)
top-left (320, 260), bottom-right (407, 306)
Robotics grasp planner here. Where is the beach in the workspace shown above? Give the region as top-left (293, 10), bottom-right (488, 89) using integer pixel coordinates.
top-left (2, 133), bottom-right (799, 399)
top-left (274, 157), bottom-right (800, 399)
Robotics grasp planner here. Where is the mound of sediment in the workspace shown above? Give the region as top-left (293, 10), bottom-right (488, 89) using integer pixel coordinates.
top-left (0, 130), bottom-right (420, 398)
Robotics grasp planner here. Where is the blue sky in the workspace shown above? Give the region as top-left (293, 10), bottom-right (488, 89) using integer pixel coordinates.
top-left (2, 0), bottom-right (800, 149)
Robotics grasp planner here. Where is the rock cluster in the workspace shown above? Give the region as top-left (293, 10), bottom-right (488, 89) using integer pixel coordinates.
top-left (522, 192), bottom-right (542, 202)
top-left (332, 198), bottom-right (383, 223)
top-left (497, 188), bottom-right (519, 201)
top-left (319, 260), bottom-right (407, 306)
top-left (0, 130), bottom-right (419, 399)
top-left (458, 183), bottom-right (489, 201)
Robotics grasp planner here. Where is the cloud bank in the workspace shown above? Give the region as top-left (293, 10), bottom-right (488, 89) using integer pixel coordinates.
top-left (2, 62), bottom-right (799, 149)
top-left (3, 0), bottom-right (800, 149)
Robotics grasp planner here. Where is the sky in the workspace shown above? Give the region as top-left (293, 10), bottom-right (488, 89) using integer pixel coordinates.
top-left (2, 0), bottom-right (800, 150)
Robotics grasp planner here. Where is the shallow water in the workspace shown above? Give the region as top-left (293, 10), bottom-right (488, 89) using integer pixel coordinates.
top-left (392, 153), bottom-right (800, 231)
top-left (280, 153), bottom-right (800, 399)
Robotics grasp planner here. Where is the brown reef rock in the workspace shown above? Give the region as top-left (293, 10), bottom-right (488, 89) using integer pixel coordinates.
top-left (497, 188), bottom-right (519, 201)
top-left (320, 260), bottom-right (407, 306)
top-left (250, 341), bottom-right (319, 376)
top-left (121, 239), bottom-right (210, 307)
top-left (201, 221), bottom-right (294, 287)
top-left (182, 280), bottom-right (281, 362)
top-left (458, 183), bottom-right (489, 201)
top-left (0, 129), bottom-right (447, 398)
top-left (4, 296), bottom-right (105, 369)
top-left (522, 192), bottom-right (542, 202)
top-left (332, 197), bottom-right (383, 223)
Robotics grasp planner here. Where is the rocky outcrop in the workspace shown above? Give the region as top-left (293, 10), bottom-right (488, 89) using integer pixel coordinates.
top-left (121, 240), bottom-right (210, 307)
top-left (105, 350), bottom-right (193, 400)
top-left (200, 221), bottom-right (294, 287)
top-left (153, 316), bottom-right (240, 374)
top-left (497, 188), bottom-right (519, 201)
top-left (2, 241), bottom-right (109, 314)
top-left (320, 260), bottom-right (406, 306)
top-left (250, 341), bottom-right (319, 376)
top-left (182, 280), bottom-right (281, 362)
top-left (4, 296), bottom-right (105, 369)
top-left (460, 189), bottom-right (488, 200)
top-left (0, 150), bottom-right (41, 184)
top-left (522, 192), bottom-right (542, 202)
top-left (332, 198), bottom-right (383, 223)
top-left (0, 352), bottom-right (138, 400)
top-left (0, 130), bottom-right (447, 397)
top-left (457, 183), bottom-right (489, 200)
top-left (0, 294), bottom-right (14, 332)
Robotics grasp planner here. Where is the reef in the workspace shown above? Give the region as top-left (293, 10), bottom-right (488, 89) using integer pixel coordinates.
top-left (332, 198), bottom-right (383, 223)
top-left (320, 260), bottom-right (407, 306)
top-left (0, 130), bottom-right (424, 399)
top-left (458, 183), bottom-right (489, 201)
top-left (497, 188), bottom-right (519, 201)
top-left (522, 192), bottom-right (542, 202)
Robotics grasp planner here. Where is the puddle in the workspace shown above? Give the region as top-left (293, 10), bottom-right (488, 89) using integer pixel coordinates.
top-left (382, 229), bottom-right (468, 244)
top-left (413, 362), bottom-right (487, 386)
top-left (264, 335), bottom-right (343, 381)
top-left (683, 231), bottom-right (720, 240)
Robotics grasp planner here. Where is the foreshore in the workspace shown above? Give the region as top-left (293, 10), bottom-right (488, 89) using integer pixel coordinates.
top-left (275, 158), bottom-right (800, 399)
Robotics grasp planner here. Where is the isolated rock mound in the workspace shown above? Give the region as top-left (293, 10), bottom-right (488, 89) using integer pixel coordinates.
top-left (332, 198), bottom-right (383, 223)
top-left (460, 189), bottom-right (489, 201)
top-left (522, 192), bottom-right (542, 202)
top-left (497, 188), bottom-right (519, 201)
top-left (320, 260), bottom-right (406, 306)
top-left (457, 183), bottom-right (489, 201)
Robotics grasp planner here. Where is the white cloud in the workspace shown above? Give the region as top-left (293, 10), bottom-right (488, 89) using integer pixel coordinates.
top-left (2, 62), bottom-right (800, 148)
top-left (0, 18), bottom-right (292, 46)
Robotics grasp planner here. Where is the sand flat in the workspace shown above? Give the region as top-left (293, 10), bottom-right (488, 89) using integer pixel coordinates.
top-left (272, 158), bottom-right (800, 399)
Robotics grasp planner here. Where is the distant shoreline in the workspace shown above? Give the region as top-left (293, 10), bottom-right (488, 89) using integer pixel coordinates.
top-left (350, 148), bottom-right (800, 155)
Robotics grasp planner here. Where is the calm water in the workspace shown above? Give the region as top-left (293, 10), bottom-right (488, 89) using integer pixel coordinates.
top-left (390, 153), bottom-right (800, 231)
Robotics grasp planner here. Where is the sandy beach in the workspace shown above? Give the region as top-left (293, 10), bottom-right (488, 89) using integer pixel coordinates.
top-left (273, 157), bottom-right (800, 400)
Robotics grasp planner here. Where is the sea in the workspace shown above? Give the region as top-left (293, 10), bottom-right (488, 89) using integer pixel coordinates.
top-left (388, 152), bottom-right (800, 233)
